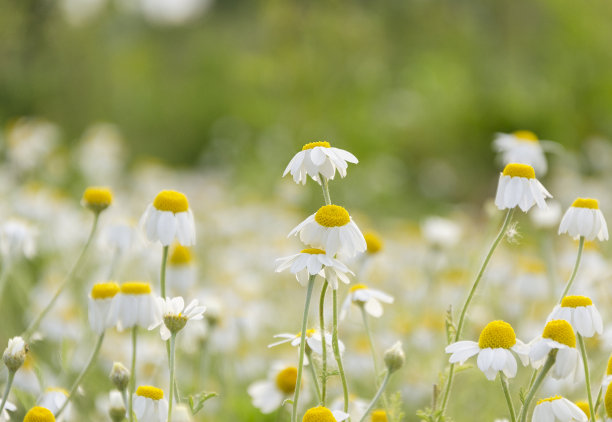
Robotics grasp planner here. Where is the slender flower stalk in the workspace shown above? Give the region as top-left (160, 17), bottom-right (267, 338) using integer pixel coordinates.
top-left (318, 281), bottom-right (328, 406)
top-left (594, 387), bottom-right (603, 415)
top-left (168, 333), bottom-right (177, 421)
top-left (438, 208), bottom-right (514, 416)
top-left (160, 245), bottom-right (169, 298)
top-left (0, 370), bottom-right (15, 415)
top-left (305, 349), bottom-right (322, 403)
top-left (128, 327), bottom-right (138, 422)
top-left (360, 304), bottom-right (389, 412)
top-left (291, 275), bottom-right (316, 422)
top-left (322, 179), bottom-right (331, 206)
top-left (500, 372), bottom-right (516, 422)
top-left (558, 236), bottom-right (585, 303)
top-left (518, 351), bottom-right (557, 422)
top-left (55, 333), bottom-right (105, 417)
top-left (577, 335), bottom-right (595, 422)
top-left (359, 370), bottom-right (391, 422)
top-left (24, 213), bottom-right (100, 339)
top-left (332, 289), bottom-right (349, 413)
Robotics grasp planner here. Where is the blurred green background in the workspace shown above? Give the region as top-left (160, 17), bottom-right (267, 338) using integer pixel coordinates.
top-left (2, 0), bottom-right (612, 214)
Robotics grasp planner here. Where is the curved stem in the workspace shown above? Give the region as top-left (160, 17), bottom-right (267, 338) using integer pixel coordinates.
top-left (0, 370), bottom-right (15, 415)
top-left (291, 275), bottom-right (315, 422)
top-left (360, 304), bottom-right (389, 412)
top-left (577, 335), bottom-right (595, 422)
top-left (305, 350), bottom-right (322, 404)
top-left (438, 209), bottom-right (513, 417)
top-left (160, 245), bottom-right (169, 298)
top-left (500, 372), bottom-right (516, 422)
top-left (318, 281), bottom-right (328, 406)
top-left (558, 236), bottom-right (585, 303)
top-left (128, 327), bottom-right (138, 422)
top-left (24, 213), bottom-right (100, 339)
top-left (55, 332), bottom-right (105, 417)
top-left (359, 371), bottom-right (391, 422)
top-left (321, 179), bottom-right (331, 206)
top-left (518, 351), bottom-right (556, 422)
top-left (168, 333), bottom-right (177, 421)
top-left (594, 386), bottom-right (602, 416)
top-left (332, 289), bottom-right (349, 413)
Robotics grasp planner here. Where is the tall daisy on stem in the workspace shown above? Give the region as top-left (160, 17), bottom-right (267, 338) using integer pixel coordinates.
top-left (438, 163), bottom-right (551, 419)
top-left (0, 336), bottom-right (28, 415)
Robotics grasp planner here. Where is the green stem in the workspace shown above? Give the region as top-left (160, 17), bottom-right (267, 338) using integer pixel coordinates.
top-left (332, 289), bottom-right (349, 413)
top-left (128, 327), bottom-right (138, 422)
top-left (160, 245), bottom-right (169, 298)
top-left (558, 236), bottom-right (584, 303)
top-left (55, 332), bottom-right (105, 417)
top-left (527, 369), bottom-right (538, 390)
top-left (360, 304), bottom-right (389, 412)
top-left (359, 371), bottom-right (391, 422)
top-left (24, 213), bottom-right (100, 339)
top-left (518, 351), bottom-right (556, 422)
top-left (0, 370), bottom-right (15, 415)
top-left (168, 333), bottom-right (177, 421)
top-left (578, 335), bottom-right (595, 422)
top-left (438, 208), bottom-right (513, 417)
top-left (321, 179), bottom-right (331, 206)
top-left (318, 281), bottom-right (328, 406)
top-left (594, 386), bottom-right (602, 416)
top-left (500, 372), bottom-right (516, 422)
top-left (306, 349), bottom-right (322, 404)
top-left (291, 275), bottom-right (316, 422)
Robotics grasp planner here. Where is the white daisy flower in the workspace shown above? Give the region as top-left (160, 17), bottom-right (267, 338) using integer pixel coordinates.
top-left (133, 385), bottom-right (168, 422)
top-left (493, 131), bottom-right (550, 176)
top-left (140, 190), bottom-right (196, 246)
top-left (421, 216), bottom-right (462, 248)
top-left (558, 198), bottom-right (608, 241)
top-left (149, 296), bottom-right (206, 340)
top-left (340, 284), bottom-right (394, 319)
top-left (268, 329), bottom-right (344, 355)
top-left (302, 406), bottom-right (349, 422)
top-left (167, 244), bottom-right (197, 293)
top-left (248, 363), bottom-right (306, 414)
top-left (88, 282), bottom-right (121, 334)
top-left (530, 200), bottom-right (562, 229)
top-left (494, 163), bottom-right (552, 212)
top-left (3, 336), bottom-right (28, 372)
top-left (81, 186), bottom-right (113, 214)
top-left (108, 282), bottom-right (161, 331)
top-left (602, 355), bottom-right (612, 392)
top-left (529, 320), bottom-right (581, 381)
top-left (38, 387), bottom-right (71, 420)
top-left (445, 320), bottom-right (529, 381)
top-left (275, 248), bottom-right (353, 289)
top-left (547, 296), bottom-right (603, 338)
top-left (573, 401), bottom-right (590, 421)
top-left (23, 406), bottom-right (55, 422)
top-left (532, 396), bottom-right (587, 422)
top-left (283, 141), bottom-right (358, 185)
top-left (0, 219), bottom-right (36, 261)
top-left (289, 204), bottom-right (366, 258)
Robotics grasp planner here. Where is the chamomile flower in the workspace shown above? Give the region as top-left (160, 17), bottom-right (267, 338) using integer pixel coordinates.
top-left (529, 320), bottom-right (581, 381)
top-left (532, 396), bottom-right (587, 422)
top-left (303, 406), bottom-right (350, 422)
top-left (364, 232), bottom-right (383, 254)
top-left (133, 385), bottom-right (168, 422)
top-left (289, 204), bottom-right (366, 258)
top-left (445, 320), bottom-right (529, 381)
top-left (248, 364), bottom-right (305, 414)
top-left (149, 296), bottom-right (206, 340)
top-left (269, 329), bottom-right (344, 355)
top-left (81, 186), bottom-right (113, 213)
top-left (340, 284), bottom-right (394, 319)
top-left (574, 401), bottom-right (590, 420)
top-left (494, 163), bottom-right (552, 212)
top-left (547, 296), bottom-right (603, 338)
top-left (283, 141), bottom-right (358, 185)
top-left (108, 282), bottom-right (160, 331)
top-left (141, 190), bottom-right (196, 246)
top-left (88, 282), bottom-right (120, 334)
top-left (166, 244), bottom-right (197, 293)
top-left (3, 336), bottom-right (28, 372)
top-left (605, 382), bottom-right (612, 421)
top-left (558, 198), bottom-right (609, 241)
top-left (0, 219), bottom-right (36, 261)
top-left (38, 388), bottom-right (71, 420)
top-left (23, 406), bottom-right (56, 422)
top-left (493, 131), bottom-right (549, 176)
top-left (275, 248), bottom-right (353, 289)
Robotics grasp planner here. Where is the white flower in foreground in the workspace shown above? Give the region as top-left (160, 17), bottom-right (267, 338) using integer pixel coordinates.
top-left (340, 284), bottom-right (394, 319)
top-left (248, 363), bottom-right (305, 414)
top-left (150, 296), bottom-right (206, 340)
top-left (268, 329), bottom-right (344, 355)
top-left (3, 336), bottom-right (28, 372)
top-left (133, 386), bottom-right (168, 422)
top-left (547, 296), bottom-right (603, 338)
top-left (275, 248), bottom-right (353, 289)
top-left (141, 190), bottom-right (196, 246)
top-left (0, 219), bottom-right (36, 261)
top-left (303, 406), bottom-right (349, 422)
top-left (532, 396), bottom-right (587, 422)
top-left (445, 320), bottom-right (529, 381)
top-left (493, 130), bottom-right (550, 176)
top-left (289, 205), bottom-right (366, 258)
top-left (494, 163), bottom-right (552, 212)
top-left (558, 198), bottom-right (608, 241)
top-left (108, 282), bottom-right (160, 331)
top-left (529, 320), bottom-right (581, 381)
top-left (38, 387), bottom-right (71, 420)
top-left (88, 282), bottom-right (120, 334)
top-left (23, 406), bottom-right (55, 422)
top-left (283, 141), bottom-right (358, 185)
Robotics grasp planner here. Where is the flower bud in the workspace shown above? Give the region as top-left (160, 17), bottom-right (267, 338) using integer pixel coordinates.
top-left (3, 336), bottom-right (28, 372)
top-left (110, 362), bottom-right (130, 391)
top-left (108, 390), bottom-right (126, 422)
top-left (383, 341), bottom-right (405, 374)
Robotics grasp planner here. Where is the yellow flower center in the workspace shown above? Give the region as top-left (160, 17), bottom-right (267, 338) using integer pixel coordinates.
top-left (477, 320), bottom-right (516, 349)
top-left (371, 409), bottom-right (388, 422)
top-left (169, 244), bottom-right (193, 265)
top-left (275, 367), bottom-right (298, 395)
top-left (571, 198), bottom-right (599, 210)
top-left (301, 248), bottom-right (326, 255)
top-left (120, 282), bottom-right (152, 295)
top-left (606, 383), bottom-right (612, 417)
top-left (607, 354), bottom-right (612, 376)
top-left (302, 141), bottom-right (331, 151)
top-left (82, 187), bottom-right (113, 212)
top-left (297, 329), bottom-right (316, 338)
top-left (561, 295), bottom-right (593, 308)
top-left (537, 395), bottom-right (562, 405)
top-left (364, 232), bottom-right (383, 254)
top-left (153, 190), bottom-right (189, 213)
top-left (350, 283), bottom-right (368, 293)
top-left (502, 163), bottom-right (536, 179)
top-left (136, 385), bottom-right (164, 400)
top-left (542, 320), bottom-right (576, 348)
top-left (513, 130), bottom-right (538, 142)
top-left (91, 282), bottom-right (120, 299)
top-left (302, 406), bottom-right (336, 422)
top-left (24, 406), bottom-right (56, 422)
top-left (315, 205), bottom-right (351, 228)
top-left (574, 401), bottom-right (590, 419)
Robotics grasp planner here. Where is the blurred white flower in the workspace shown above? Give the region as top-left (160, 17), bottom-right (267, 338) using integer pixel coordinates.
top-left (283, 141), bottom-right (358, 185)
top-left (340, 284), bottom-right (394, 319)
top-left (108, 282), bottom-right (160, 331)
top-left (38, 387), bottom-right (71, 421)
top-left (88, 282), bottom-right (121, 334)
top-left (493, 131), bottom-right (550, 176)
top-left (248, 363), bottom-right (305, 414)
top-left (269, 329), bottom-right (343, 355)
top-left (421, 216), bottom-right (462, 247)
top-left (275, 248), bottom-right (353, 289)
top-left (6, 118), bottom-right (60, 171)
top-left (529, 320), bottom-right (581, 381)
top-left (530, 200), bottom-right (562, 229)
top-left (0, 219), bottom-right (36, 261)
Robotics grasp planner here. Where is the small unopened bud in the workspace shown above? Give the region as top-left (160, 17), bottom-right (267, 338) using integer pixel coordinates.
top-left (110, 362), bottom-right (130, 391)
top-left (384, 341), bottom-right (405, 374)
top-left (108, 390), bottom-right (126, 422)
top-left (3, 336), bottom-right (28, 372)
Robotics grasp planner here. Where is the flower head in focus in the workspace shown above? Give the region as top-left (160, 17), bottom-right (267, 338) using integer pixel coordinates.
top-left (494, 163), bottom-right (551, 212)
top-left (150, 296), bottom-right (206, 340)
top-left (141, 190), bottom-right (195, 246)
top-left (81, 186), bottom-right (113, 214)
top-left (558, 198), bottom-right (608, 241)
top-left (302, 406), bottom-right (349, 422)
top-left (547, 296), bottom-right (603, 338)
top-left (133, 385), bottom-right (168, 422)
top-left (283, 141), bottom-right (358, 185)
top-left (275, 248), bottom-right (353, 289)
top-left (529, 320), bottom-right (581, 381)
top-left (532, 396), bottom-right (587, 422)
